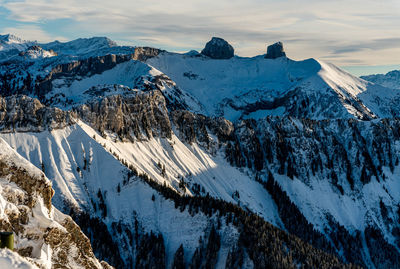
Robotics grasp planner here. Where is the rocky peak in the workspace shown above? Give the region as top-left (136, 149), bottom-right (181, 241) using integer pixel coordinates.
top-left (201, 37), bottom-right (234, 59)
top-left (265, 41), bottom-right (286, 59)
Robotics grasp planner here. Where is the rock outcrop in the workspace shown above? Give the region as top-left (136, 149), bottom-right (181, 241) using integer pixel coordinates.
top-left (0, 95), bottom-right (75, 132)
top-left (18, 45), bottom-right (57, 58)
top-left (76, 90), bottom-right (172, 141)
top-left (201, 37), bottom-right (234, 59)
top-left (265, 41), bottom-right (286, 59)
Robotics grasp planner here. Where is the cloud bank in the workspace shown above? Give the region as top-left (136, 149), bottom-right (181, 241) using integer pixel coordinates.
top-left (0, 0), bottom-right (399, 67)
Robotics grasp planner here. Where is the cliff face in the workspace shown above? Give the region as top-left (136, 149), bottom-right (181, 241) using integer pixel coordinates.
top-left (0, 138), bottom-right (111, 269)
top-left (76, 90), bottom-right (171, 141)
top-left (0, 95), bottom-right (75, 132)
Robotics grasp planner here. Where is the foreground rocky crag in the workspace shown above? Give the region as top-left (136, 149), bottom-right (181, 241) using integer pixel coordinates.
top-left (0, 137), bottom-right (111, 268)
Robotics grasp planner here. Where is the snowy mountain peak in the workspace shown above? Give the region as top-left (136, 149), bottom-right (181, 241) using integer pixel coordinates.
top-left (361, 69), bottom-right (400, 90)
top-left (147, 52), bottom-right (400, 120)
top-left (41, 36), bottom-right (118, 56)
top-left (0, 34), bottom-right (27, 44)
top-left (0, 33), bottom-right (35, 52)
top-left (1, 34), bottom-right (400, 268)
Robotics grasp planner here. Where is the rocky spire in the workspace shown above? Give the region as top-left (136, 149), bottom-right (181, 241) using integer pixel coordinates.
top-left (265, 41), bottom-right (286, 59)
top-left (201, 37), bottom-right (234, 59)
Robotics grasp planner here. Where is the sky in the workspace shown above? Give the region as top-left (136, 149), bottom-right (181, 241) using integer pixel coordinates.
top-left (0, 0), bottom-right (399, 76)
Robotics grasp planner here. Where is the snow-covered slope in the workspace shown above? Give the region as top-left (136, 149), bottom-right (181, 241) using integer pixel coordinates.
top-left (0, 120), bottom-right (282, 227)
top-left (147, 52), bottom-right (400, 120)
top-left (362, 70), bottom-right (400, 90)
top-left (0, 118), bottom-right (350, 268)
top-left (18, 45), bottom-right (57, 60)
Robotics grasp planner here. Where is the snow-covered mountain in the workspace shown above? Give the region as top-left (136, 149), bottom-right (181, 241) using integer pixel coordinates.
top-left (147, 52), bottom-right (400, 120)
top-left (40, 37), bottom-right (117, 56)
top-left (362, 70), bottom-right (400, 90)
top-left (0, 34), bottom-right (399, 268)
top-left (2, 34), bottom-right (400, 121)
top-left (0, 34), bottom-right (34, 52)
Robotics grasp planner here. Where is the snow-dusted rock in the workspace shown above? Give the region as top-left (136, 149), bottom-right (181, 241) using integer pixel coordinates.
top-left (76, 90), bottom-right (172, 141)
top-left (0, 138), bottom-right (111, 268)
top-left (18, 45), bottom-right (57, 60)
top-left (201, 37), bottom-right (234, 59)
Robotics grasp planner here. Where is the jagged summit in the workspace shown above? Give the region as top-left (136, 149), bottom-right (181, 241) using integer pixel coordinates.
top-left (201, 37), bottom-right (234, 59)
top-left (41, 36), bottom-right (118, 56)
top-left (265, 41), bottom-right (286, 59)
top-left (0, 34), bottom-right (23, 42)
top-left (0, 33), bottom-right (34, 52)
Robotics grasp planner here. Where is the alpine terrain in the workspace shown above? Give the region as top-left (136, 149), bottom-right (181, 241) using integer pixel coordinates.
top-left (0, 33), bottom-right (399, 268)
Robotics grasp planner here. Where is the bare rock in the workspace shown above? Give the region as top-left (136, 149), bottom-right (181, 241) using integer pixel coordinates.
top-left (201, 37), bottom-right (234, 59)
top-left (76, 90), bottom-right (172, 141)
top-left (265, 41), bottom-right (286, 59)
top-left (0, 95), bottom-right (75, 132)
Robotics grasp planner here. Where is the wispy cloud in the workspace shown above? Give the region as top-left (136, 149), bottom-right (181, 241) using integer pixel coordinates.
top-left (2, 24), bottom-right (67, 42)
top-left (0, 0), bottom-right (399, 66)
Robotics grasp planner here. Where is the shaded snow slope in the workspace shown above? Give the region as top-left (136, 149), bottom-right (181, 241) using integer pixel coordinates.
top-left (49, 59), bottom-right (202, 111)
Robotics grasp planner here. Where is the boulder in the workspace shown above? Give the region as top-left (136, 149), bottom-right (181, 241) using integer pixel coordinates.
top-left (201, 37), bottom-right (234, 59)
top-left (265, 42), bottom-right (286, 59)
